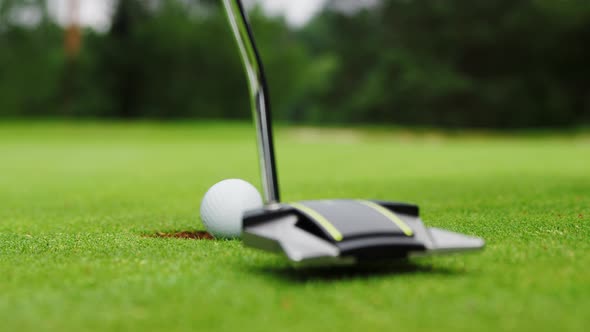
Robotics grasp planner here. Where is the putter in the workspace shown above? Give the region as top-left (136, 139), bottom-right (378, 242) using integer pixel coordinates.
top-left (223, 0), bottom-right (484, 265)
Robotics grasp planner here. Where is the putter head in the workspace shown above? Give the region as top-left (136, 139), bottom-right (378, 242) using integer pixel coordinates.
top-left (243, 200), bottom-right (484, 266)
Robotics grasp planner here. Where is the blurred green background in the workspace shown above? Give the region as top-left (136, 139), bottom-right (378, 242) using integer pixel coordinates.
top-left (1, 0), bottom-right (589, 128)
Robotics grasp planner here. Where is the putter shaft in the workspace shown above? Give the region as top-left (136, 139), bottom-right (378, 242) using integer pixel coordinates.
top-left (223, 0), bottom-right (280, 204)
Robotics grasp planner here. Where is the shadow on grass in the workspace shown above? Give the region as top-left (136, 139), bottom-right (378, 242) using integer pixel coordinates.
top-left (247, 260), bottom-right (462, 283)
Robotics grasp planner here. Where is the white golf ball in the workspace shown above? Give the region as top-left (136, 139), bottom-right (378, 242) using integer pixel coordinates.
top-left (200, 179), bottom-right (263, 238)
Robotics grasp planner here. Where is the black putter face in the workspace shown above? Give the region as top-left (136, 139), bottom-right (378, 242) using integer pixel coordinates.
top-left (243, 200), bottom-right (484, 265)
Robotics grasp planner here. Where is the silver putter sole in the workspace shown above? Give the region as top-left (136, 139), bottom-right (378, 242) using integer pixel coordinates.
top-left (223, 0), bottom-right (484, 265)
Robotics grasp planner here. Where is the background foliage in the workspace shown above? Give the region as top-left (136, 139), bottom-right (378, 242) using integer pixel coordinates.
top-left (0, 0), bottom-right (589, 128)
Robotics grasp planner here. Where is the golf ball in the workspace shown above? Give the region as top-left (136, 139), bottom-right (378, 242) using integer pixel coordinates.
top-left (200, 179), bottom-right (263, 238)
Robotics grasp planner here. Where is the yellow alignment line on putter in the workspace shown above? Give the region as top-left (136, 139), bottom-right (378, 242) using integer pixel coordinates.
top-left (357, 200), bottom-right (414, 236)
top-left (289, 203), bottom-right (344, 241)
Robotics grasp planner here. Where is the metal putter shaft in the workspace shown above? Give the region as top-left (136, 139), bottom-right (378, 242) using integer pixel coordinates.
top-left (223, 0), bottom-right (280, 205)
top-left (223, 0), bottom-right (484, 265)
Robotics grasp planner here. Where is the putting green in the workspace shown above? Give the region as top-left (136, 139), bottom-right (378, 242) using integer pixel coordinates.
top-left (0, 122), bottom-right (588, 332)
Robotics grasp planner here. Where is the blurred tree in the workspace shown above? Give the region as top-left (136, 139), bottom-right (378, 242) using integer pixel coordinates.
top-left (249, 7), bottom-right (338, 123)
top-left (0, 0), bottom-right (588, 127)
top-left (64, 0), bottom-right (81, 58)
top-left (0, 0), bottom-right (63, 117)
top-left (76, 0), bottom-right (327, 121)
top-left (302, 0), bottom-right (590, 127)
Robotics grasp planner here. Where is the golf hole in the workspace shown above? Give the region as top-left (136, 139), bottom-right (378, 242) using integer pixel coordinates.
top-left (149, 231), bottom-right (214, 240)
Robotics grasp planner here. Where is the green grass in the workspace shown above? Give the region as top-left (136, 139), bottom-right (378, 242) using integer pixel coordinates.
top-left (0, 122), bottom-right (588, 332)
